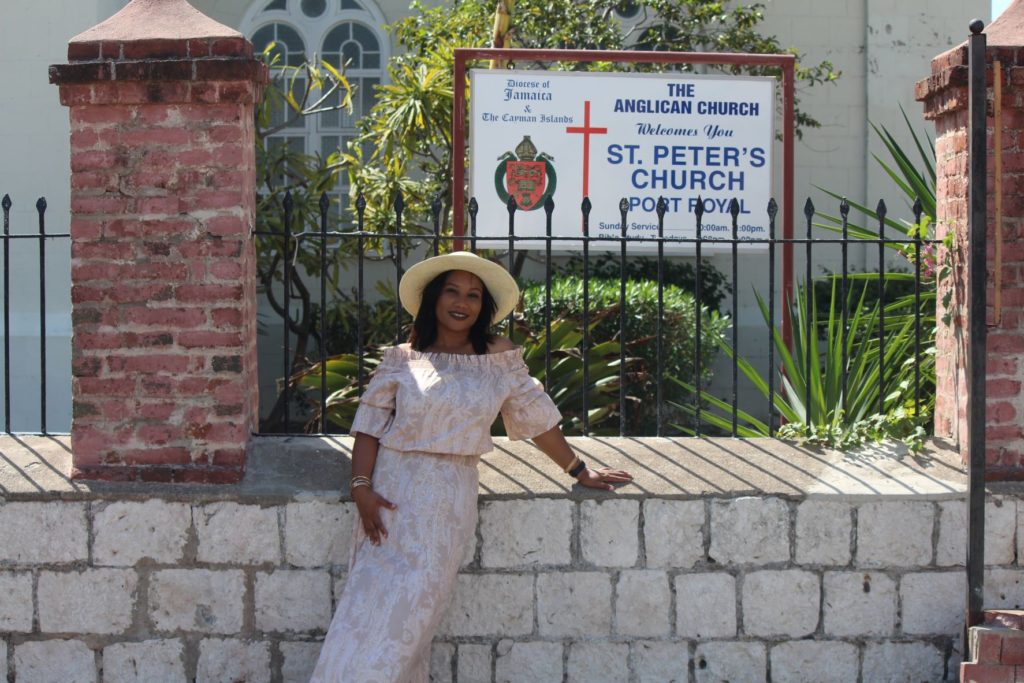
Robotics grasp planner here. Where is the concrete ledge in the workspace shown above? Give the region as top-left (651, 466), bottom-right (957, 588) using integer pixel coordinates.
top-left (0, 434), bottom-right (969, 503)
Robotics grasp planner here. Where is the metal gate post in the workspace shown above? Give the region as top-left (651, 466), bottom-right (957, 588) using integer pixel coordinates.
top-left (966, 17), bottom-right (988, 634)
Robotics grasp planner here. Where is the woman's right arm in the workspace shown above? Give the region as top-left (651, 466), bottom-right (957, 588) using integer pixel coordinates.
top-left (350, 432), bottom-right (397, 546)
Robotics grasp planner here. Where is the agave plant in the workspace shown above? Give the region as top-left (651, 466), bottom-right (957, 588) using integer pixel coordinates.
top-left (814, 105), bottom-right (936, 244)
top-left (670, 275), bottom-right (936, 451)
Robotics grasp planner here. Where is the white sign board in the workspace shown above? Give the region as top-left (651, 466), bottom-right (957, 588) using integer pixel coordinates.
top-left (468, 70), bottom-right (775, 251)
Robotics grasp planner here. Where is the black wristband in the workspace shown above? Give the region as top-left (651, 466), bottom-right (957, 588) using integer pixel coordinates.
top-left (567, 459), bottom-right (587, 478)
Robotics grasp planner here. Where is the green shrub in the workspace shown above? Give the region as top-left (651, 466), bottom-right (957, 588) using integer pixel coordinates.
top-left (559, 255), bottom-right (732, 314)
top-left (522, 275), bottom-right (729, 434)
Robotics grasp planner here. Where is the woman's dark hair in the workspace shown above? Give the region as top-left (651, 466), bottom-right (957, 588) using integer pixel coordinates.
top-left (408, 270), bottom-right (497, 354)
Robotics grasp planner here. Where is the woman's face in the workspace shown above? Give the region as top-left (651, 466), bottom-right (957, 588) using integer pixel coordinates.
top-left (434, 270), bottom-right (484, 334)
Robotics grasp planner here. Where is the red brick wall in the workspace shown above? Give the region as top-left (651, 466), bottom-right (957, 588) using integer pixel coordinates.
top-left (918, 46), bottom-right (1024, 479)
top-left (52, 36), bottom-right (266, 483)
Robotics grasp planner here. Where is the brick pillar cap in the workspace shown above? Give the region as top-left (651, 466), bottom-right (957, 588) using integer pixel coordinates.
top-left (69, 0), bottom-right (242, 44)
top-left (986, 1), bottom-right (1024, 47)
top-left (915, 10), bottom-right (1024, 117)
top-left (938, 6), bottom-right (1024, 52)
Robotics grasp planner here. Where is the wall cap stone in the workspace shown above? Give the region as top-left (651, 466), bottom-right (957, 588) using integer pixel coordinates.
top-left (69, 0), bottom-right (243, 46)
top-left (0, 434), bottom-right (975, 504)
top-left (915, 41), bottom-right (1024, 119)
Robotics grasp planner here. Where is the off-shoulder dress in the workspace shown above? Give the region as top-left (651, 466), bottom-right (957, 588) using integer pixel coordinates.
top-left (309, 345), bottom-right (562, 683)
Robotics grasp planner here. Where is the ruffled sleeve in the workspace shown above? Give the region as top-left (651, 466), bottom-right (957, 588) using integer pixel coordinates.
top-left (349, 348), bottom-right (401, 439)
top-left (500, 358), bottom-right (563, 440)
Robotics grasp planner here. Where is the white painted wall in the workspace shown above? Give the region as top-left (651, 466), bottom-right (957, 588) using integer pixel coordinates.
top-left (0, 0), bottom-right (128, 432)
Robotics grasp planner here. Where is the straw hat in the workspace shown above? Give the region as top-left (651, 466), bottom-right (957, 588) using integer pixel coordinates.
top-left (399, 251), bottom-right (520, 325)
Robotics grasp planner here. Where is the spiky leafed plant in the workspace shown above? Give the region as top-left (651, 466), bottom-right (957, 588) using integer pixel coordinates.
top-left (814, 105), bottom-right (935, 244)
top-left (670, 276), bottom-right (935, 451)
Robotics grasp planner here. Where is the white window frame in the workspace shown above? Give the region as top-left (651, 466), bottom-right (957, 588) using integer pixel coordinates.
top-left (241, 0), bottom-right (390, 216)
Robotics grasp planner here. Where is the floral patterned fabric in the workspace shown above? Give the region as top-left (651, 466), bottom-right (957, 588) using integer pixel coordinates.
top-left (309, 346), bottom-right (562, 682)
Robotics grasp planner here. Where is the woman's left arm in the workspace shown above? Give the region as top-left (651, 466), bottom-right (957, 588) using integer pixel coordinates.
top-left (530, 426), bottom-right (633, 491)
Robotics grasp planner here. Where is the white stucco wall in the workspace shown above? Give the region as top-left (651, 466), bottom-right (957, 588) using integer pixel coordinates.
top-left (0, 0), bottom-right (128, 431)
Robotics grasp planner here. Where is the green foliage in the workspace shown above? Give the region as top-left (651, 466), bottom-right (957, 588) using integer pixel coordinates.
top-left (814, 106), bottom-right (936, 243)
top-left (344, 0), bottom-right (840, 228)
top-left (255, 44), bottom-right (352, 276)
top-left (522, 274), bottom-right (729, 434)
top-left (254, 44), bottom-right (358, 431)
top-left (774, 410), bottom-right (929, 454)
top-left (501, 316), bottom-right (641, 435)
top-left (786, 106), bottom-right (941, 450)
top-left (558, 255), bottom-right (732, 313)
top-left (670, 277), bottom-right (935, 451)
top-left (292, 354), bottom-right (380, 433)
top-left (811, 269), bottom-right (921, 339)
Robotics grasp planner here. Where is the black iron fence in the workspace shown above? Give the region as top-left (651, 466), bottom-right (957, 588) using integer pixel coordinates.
top-left (255, 191), bottom-right (939, 440)
top-left (0, 194), bottom-right (70, 435)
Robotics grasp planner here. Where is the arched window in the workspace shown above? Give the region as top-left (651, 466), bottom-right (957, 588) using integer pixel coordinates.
top-left (241, 0), bottom-right (389, 218)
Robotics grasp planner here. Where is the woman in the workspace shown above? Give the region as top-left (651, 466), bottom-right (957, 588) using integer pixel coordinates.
top-left (309, 251), bottom-right (632, 682)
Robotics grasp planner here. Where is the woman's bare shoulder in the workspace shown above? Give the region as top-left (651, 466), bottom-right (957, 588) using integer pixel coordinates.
top-left (487, 336), bottom-right (519, 354)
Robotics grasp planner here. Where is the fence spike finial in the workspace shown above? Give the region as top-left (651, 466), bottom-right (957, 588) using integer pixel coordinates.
top-left (355, 193), bottom-right (366, 213)
top-left (767, 198), bottom-right (778, 220)
top-left (656, 196), bottom-right (668, 219)
top-left (394, 191), bottom-right (405, 215)
top-left (729, 198), bottom-right (740, 220)
top-left (694, 195), bottom-right (704, 220)
top-left (912, 197), bottom-right (923, 224)
top-left (803, 197), bottom-right (815, 219)
top-left (507, 195), bottom-right (518, 214)
top-left (468, 197), bottom-right (479, 218)
top-left (876, 198), bottom-right (887, 218)
top-left (1, 195), bottom-right (10, 212)
top-left (282, 191), bottom-right (293, 212)
top-left (544, 196), bottom-right (554, 215)
top-left (318, 192), bottom-right (329, 216)
top-left (431, 194), bottom-right (443, 216)
top-left (581, 197), bottom-right (592, 215)
top-left (839, 198), bottom-right (850, 218)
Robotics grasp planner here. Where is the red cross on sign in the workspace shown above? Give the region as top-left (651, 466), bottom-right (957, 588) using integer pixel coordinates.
top-left (565, 100), bottom-right (608, 200)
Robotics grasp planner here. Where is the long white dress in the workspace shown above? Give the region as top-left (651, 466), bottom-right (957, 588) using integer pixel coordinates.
top-left (309, 345), bottom-right (562, 683)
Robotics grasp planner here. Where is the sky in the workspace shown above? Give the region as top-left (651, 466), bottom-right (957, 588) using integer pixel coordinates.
top-left (994, 0), bottom-right (1010, 19)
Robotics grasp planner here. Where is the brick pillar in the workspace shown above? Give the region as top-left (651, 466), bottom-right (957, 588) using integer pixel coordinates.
top-left (916, 9), bottom-right (1024, 479)
top-left (49, 0), bottom-right (267, 483)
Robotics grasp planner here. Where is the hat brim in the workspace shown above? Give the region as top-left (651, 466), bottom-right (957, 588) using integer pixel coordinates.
top-left (399, 252), bottom-right (520, 325)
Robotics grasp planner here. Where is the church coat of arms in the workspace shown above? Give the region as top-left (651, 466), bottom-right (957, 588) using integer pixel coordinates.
top-left (494, 135), bottom-right (557, 211)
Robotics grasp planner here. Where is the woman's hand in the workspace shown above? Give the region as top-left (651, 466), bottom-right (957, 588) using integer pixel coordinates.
top-left (576, 466), bottom-right (633, 491)
top-left (352, 487), bottom-right (397, 545)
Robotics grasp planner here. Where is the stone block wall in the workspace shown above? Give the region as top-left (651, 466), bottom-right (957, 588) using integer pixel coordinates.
top-left (3, 490), bottom-right (1022, 681)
